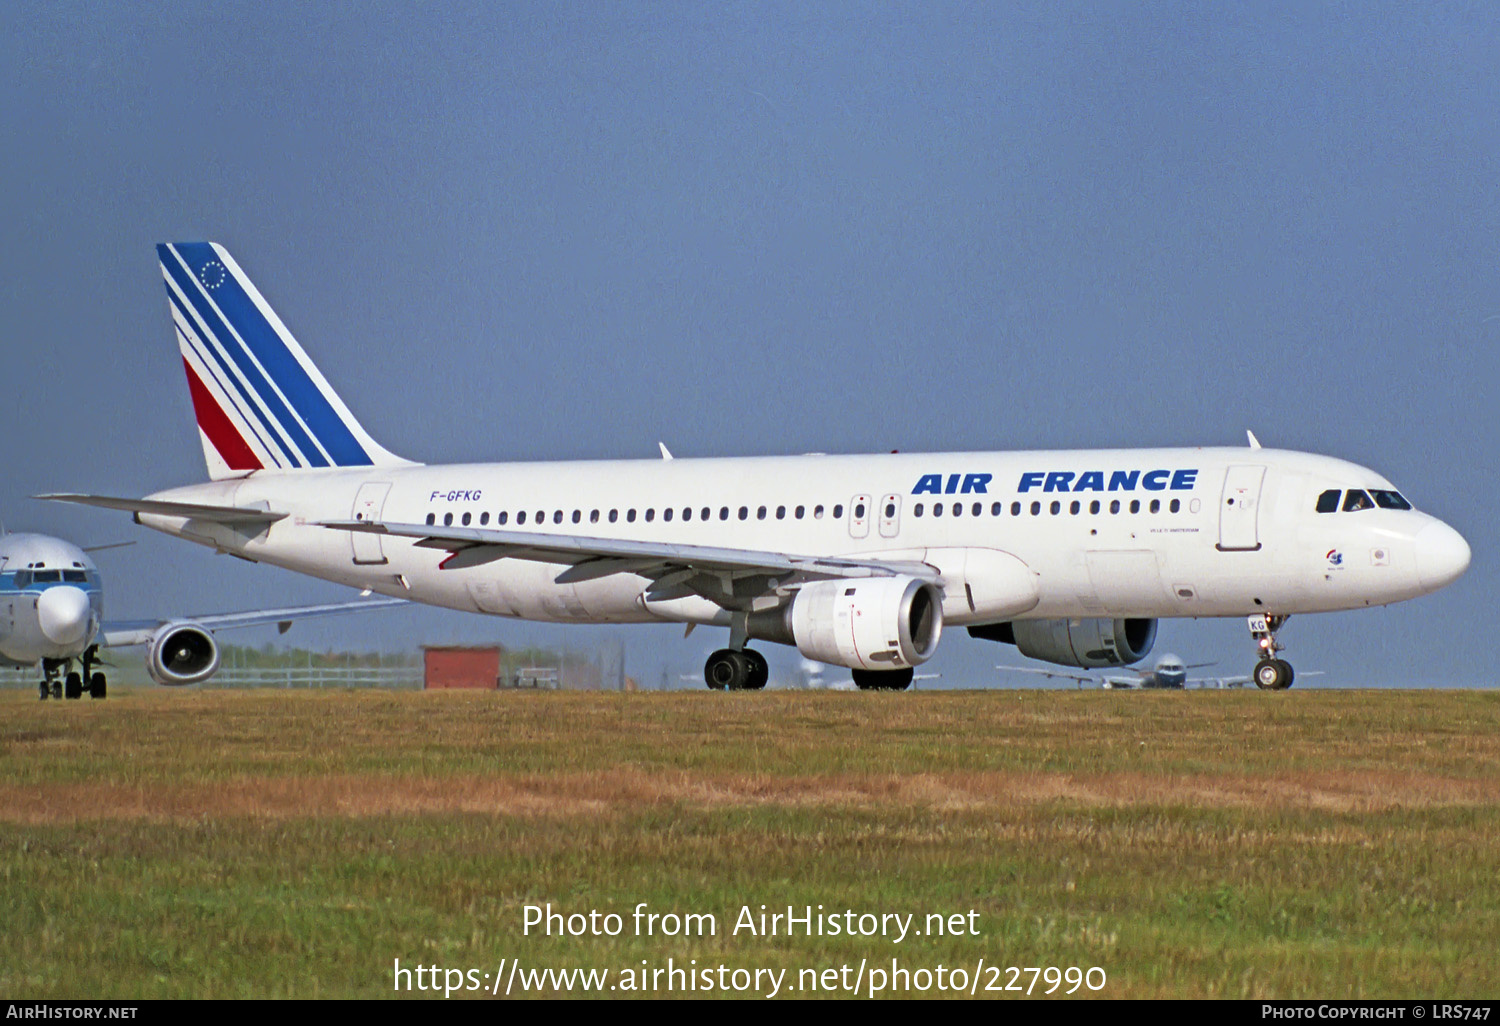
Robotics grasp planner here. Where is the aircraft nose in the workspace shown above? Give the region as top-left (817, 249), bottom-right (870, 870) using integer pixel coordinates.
top-left (37, 585), bottom-right (93, 646)
top-left (1414, 521), bottom-right (1471, 592)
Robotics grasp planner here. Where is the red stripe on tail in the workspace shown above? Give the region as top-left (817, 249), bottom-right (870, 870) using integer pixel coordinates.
top-left (182, 358), bottom-right (263, 471)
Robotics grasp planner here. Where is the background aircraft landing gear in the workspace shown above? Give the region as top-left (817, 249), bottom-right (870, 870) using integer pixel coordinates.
top-left (38, 681), bottom-right (49, 701)
top-left (852, 667), bottom-right (914, 691)
top-left (703, 648), bottom-right (769, 690)
top-left (1248, 614), bottom-right (1294, 690)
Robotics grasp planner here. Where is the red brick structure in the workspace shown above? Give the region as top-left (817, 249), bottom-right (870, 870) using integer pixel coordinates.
top-left (422, 646), bottom-right (502, 690)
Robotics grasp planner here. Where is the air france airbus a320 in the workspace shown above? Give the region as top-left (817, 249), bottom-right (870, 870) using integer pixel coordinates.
top-left (0, 529), bottom-right (403, 699)
top-left (44, 243), bottom-right (1471, 691)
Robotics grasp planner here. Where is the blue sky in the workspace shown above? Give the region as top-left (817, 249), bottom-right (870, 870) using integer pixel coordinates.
top-left (3, 2), bottom-right (1496, 687)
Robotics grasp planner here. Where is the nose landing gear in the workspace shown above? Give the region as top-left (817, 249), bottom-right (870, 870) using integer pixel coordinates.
top-left (1248, 614), bottom-right (1294, 690)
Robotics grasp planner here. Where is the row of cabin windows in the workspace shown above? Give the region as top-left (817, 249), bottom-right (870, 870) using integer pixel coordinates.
top-left (913, 497), bottom-right (1181, 517)
top-left (1314, 489), bottom-right (1412, 514)
top-left (426, 503), bottom-right (848, 528)
top-left (423, 495), bottom-right (1185, 528)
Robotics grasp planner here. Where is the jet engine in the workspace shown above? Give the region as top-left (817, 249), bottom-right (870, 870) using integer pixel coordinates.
top-left (969, 617), bottom-right (1157, 668)
top-left (146, 622), bottom-right (221, 686)
top-left (777, 576), bottom-right (943, 670)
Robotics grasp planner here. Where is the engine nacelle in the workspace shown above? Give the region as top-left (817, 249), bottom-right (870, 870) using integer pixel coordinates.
top-left (972, 617), bottom-right (1156, 668)
top-left (146, 622), bottom-right (221, 686)
top-left (785, 576), bottom-right (942, 670)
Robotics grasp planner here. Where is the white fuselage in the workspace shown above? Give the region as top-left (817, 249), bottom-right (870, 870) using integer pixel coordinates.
top-left (0, 534), bottom-right (103, 666)
top-left (131, 446), bottom-right (1469, 638)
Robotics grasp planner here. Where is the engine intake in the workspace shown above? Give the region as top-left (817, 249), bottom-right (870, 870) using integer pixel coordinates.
top-left (970, 617), bottom-right (1156, 668)
top-left (770, 575), bottom-right (942, 670)
top-left (146, 622), bottom-right (220, 686)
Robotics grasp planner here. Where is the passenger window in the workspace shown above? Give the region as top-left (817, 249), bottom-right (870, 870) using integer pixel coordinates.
top-left (627, 509), bottom-right (637, 523)
top-left (795, 505), bottom-right (805, 519)
top-left (777, 506), bottom-right (787, 520)
top-left (1129, 499), bottom-right (1140, 514)
top-left (1316, 489), bottom-right (1341, 513)
top-left (933, 503), bottom-right (943, 518)
top-left (951, 502), bottom-right (961, 516)
top-left (443, 513), bottom-right (453, 526)
top-left (1170, 498), bottom-right (1181, 513)
top-left (518, 511), bottom-right (528, 525)
top-left (553, 510), bottom-right (564, 524)
top-left (1069, 500), bottom-right (1080, 515)
top-left (1371, 490), bottom-right (1412, 511)
top-left (590, 510), bottom-right (600, 523)
top-left (536, 510), bottom-right (544, 524)
top-left (814, 505), bottom-right (825, 519)
top-left (1149, 499), bottom-right (1160, 514)
top-left (758, 506), bottom-right (768, 520)
top-left (1030, 501), bottom-right (1041, 515)
top-left (425, 513), bottom-right (435, 525)
top-left (480, 512), bottom-right (489, 526)
top-left (608, 510), bottom-right (617, 523)
top-left (1089, 500), bottom-right (1100, 515)
top-left (739, 506), bottom-right (749, 520)
top-left (664, 508), bottom-right (674, 522)
top-left (498, 512), bottom-right (508, 525)
top-left (462, 512), bottom-right (472, 526)
top-left (885, 503), bottom-right (896, 518)
top-left (1343, 490), bottom-right (1375, 512)
top-left (991, 502), bottom-right (1002, 516)
top-left (680, 508), bottom-right (689, 521)
top-left (972, 502), bottom-right (981, 517)
top-left (645, 509), bottom-right (655, 522)
top-left (1109, 500), bottom-right (1120, 514)
top-left (854, 503), bottom-right (865, 519)
top-left (1050, 501), bottom-right (1061, 515)
top-left (834, 504), bottom-right (844, 518)
top-left (700, 507), bottom-right (710, 521)
top-left (914, 503), bottom-right (924, 517)
top-left (572, 510), bottom-right (581, 523)
top-left (1011, 501), bottom-right (1021, 516)
top-left (720, 507), bottom-right (729, 521)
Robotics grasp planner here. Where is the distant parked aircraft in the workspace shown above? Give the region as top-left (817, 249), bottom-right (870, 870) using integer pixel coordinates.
top-left (1000, 653), bottom-right (1259, 689)
top-left (0, 530), bottom-right (403, 699)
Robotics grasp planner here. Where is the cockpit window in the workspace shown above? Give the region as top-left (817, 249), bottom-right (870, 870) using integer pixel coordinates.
top-left (33, 570), bottom-right (62, 583)
top-left (13, 571), bottom-right (31, 588)
top-left (1342, 490), bottom-right (1375, 512)
top-left (1370, 490), bottom-right (1412, 511)
top-left (1315, 489), bottom-right (1341, 513)
top-left (63, 570), bottom-right (87, 583)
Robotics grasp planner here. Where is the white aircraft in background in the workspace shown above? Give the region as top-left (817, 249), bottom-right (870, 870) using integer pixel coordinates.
top-left (0, 529), bottom-right (404, 699)
top-left (999, 653), bottom-right (1271, 689)
top-left (43, 242), bottom-right (1471, 692)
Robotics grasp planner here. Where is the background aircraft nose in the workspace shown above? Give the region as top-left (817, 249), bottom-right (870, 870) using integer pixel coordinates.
top-left (1414, 521), bottom-right (1471, 591)
top-left (37, 585), bottom-right (93, 646)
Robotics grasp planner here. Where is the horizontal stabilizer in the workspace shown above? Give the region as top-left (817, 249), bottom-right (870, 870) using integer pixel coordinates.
top-left (36, 493), bottom-right (286, 526)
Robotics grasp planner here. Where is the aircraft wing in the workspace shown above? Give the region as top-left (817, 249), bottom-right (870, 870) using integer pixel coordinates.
top-left (995, 665), bottom-right (1103, 687)
top-left (1185, 675), bottom-right (1251, 689)
top-left (100, 598), bottom-right (407, 648)
top-left (319, 520), bottom-right (939, 602)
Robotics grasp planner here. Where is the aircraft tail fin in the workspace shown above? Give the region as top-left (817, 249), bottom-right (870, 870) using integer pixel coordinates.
top-left (156, 242), bottom-right (415, 479)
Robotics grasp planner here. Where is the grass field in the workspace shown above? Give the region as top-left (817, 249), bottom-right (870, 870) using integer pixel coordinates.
top-left (2, 687), bottom-right (1497, 999)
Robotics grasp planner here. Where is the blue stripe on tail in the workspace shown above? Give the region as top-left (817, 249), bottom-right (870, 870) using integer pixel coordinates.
top-left (166, 243), bottom-right (373, 467)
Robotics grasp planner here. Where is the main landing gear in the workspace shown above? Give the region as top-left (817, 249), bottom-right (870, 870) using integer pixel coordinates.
top-left (1248, 614), bottom-right (1294, 690)
top-left (852, 668), bottom-right (914, 691)
top-left (36, 650), bottom-right (106, 701)
top-left (704, 648), bottom-right (769, 691)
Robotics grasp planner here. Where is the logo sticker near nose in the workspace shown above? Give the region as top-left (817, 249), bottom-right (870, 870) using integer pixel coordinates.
top-left (1326, 549), bottom-right (1344, 566)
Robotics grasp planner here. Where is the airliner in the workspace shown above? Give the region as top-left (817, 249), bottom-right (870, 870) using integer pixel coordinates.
top-left (42, 243), bottom-right (1472, 692)
top-left (0, 529), bottom-right (403, 699)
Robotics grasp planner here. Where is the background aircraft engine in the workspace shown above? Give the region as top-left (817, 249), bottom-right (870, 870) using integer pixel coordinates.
top-left (984, 617), bottom-right (1157, 668)
top-left (146, 622), bottom-right (221, 686)
top-left (787, 576), bottom-right (942, 670)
